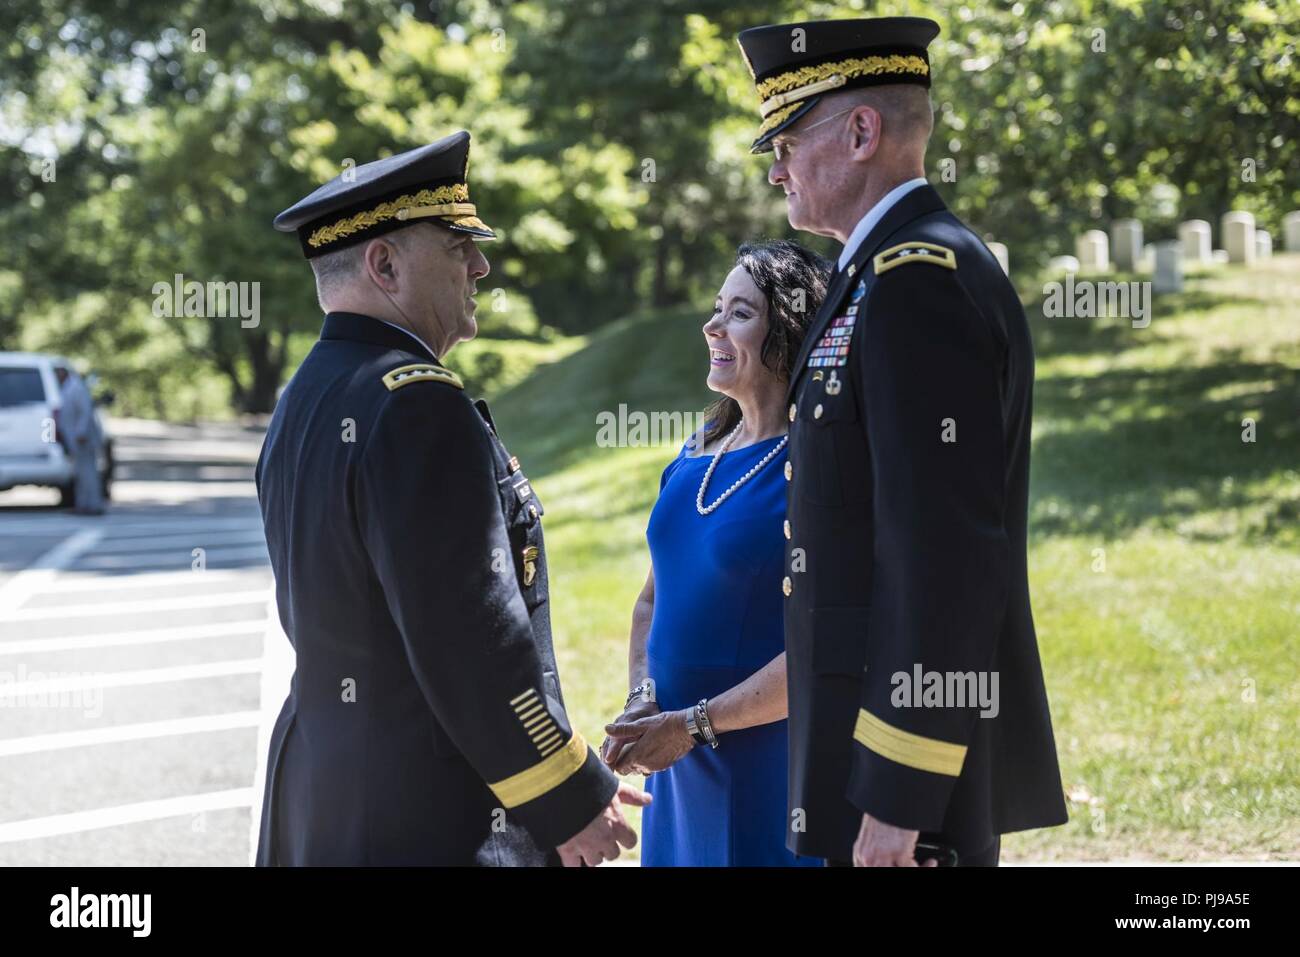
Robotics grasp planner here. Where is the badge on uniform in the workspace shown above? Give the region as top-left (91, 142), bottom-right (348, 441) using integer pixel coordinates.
top-left (807, 280), bottom-right (866, 369)
top-left (521, 545), bottom-right (539, 587)
top-left (381, 363), bottom-right (464, 391)
top-left (873, 241), bottom-right (957, 275)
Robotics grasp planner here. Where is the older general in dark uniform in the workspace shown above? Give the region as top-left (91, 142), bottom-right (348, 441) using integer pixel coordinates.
top-left (736, 18), bottom-right (1068, 865)
top-left (256, 131), bottom-right (646, 866)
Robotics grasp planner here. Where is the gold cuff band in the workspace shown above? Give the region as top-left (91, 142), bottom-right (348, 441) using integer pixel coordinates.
top-left (853, 709), bottom-right (967, 777)
top-left (489, 732), bottom-right (589, 808)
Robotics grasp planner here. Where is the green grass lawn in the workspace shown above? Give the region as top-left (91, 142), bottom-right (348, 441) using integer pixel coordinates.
top-left (475, 254), bottom-right (1300, 862)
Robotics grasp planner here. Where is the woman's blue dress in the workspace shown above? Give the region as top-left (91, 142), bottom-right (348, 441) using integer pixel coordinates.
top-left (640, 435), bottom-right (817, 866)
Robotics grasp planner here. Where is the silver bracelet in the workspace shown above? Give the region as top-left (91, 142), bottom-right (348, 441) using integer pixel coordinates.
top-left (625, 678), bottom-right (656, 708)
top-left (695, 698), bottom-right (719, 749)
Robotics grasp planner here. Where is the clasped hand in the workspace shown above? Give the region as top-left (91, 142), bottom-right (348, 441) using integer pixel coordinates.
top-left (600, 701), bottom-right (694, 776)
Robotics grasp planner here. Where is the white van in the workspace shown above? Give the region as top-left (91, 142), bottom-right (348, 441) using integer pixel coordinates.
top-left (0, 352), bottom-right (115, 506)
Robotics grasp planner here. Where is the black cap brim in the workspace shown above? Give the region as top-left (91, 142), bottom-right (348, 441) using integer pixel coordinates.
top-left (750, 97), bottom-right (821, 154)
top-left (443, 216), bottom-right (496, 241)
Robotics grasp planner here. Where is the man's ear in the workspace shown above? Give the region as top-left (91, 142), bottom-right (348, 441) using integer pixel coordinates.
top-left (362, 237), bottom-right (399, 290)
top-left (848, 105), bottom-right (883, 161)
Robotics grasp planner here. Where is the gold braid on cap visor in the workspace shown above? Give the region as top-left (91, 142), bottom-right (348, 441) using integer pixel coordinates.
top-left (757, 102), bottom-right (804, 138)
top-left (754, 54), bottom-right (930, 137)
top-left (306, 182), bottom-right (473, 249)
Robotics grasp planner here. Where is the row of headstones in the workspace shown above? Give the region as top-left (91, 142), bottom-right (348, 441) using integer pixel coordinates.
top-left (985, 211), bottom-right (1300, 294)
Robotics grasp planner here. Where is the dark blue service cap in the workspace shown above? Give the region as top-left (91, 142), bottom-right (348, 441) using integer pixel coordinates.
top-left (737, 17), bottom-right (940, 153)
top-left (273, 130), bottom-right (495, 258)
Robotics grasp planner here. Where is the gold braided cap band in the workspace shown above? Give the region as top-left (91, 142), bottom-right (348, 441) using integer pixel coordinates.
top-left (307, 182), bottom-right (472, 249)
top-left (753, 53), bottom-right (930, 138)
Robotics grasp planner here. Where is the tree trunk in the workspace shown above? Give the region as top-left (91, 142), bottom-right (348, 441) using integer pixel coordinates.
top-left (243, 330), bottom-right (284, 413)
top-left (652, 229), bottom-right (674, 307)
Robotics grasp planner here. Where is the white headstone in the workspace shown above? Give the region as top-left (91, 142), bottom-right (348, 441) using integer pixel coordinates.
top-left (1076, 230), bottom-right (1109, 273)
top-left (1178, 220), bottom-right (1212, 263)
top-left (1222, 211), bottom-right (1256, 264)
top-left (1048, 255), bottom-right (1080, 275)
top-left (1111, 219), bottom-right (1143, 271)
top-left (1140, 243), bottom-right (1155, 272)
top-left (1255, 230), bottom-right (1272, 259)
top-left (1284, 211), bottom-right (1300, 252)
top-left (1212, 249), bottom-right (1230, 264)
top-left (986, 241), bottom-right (1009, 275)
top-left (1153, 241), bottom-right (1183, 294)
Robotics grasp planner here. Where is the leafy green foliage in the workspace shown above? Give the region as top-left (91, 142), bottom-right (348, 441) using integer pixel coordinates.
top-left (1, 0), bottom-right (1295, 413)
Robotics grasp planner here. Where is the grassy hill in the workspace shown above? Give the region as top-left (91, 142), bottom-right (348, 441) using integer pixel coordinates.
top-left (481, 254), bottom-right (1300, 862)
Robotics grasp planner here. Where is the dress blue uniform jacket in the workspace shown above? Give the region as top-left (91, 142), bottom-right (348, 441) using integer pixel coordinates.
top-left (255, 312), bottom-right (616, 865)
top-left (783, 184), bottom-right (1068, 860)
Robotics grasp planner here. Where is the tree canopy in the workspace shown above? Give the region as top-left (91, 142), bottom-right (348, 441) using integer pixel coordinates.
top-left (2, 0), bottom-right (1295, 413)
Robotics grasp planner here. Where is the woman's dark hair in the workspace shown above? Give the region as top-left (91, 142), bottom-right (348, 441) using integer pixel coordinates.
top-left (699, 239), bottom-right (833, 448)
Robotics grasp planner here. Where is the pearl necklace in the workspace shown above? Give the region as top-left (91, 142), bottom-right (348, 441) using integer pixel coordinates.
top-left (695, 420), bottom-right (789, 516)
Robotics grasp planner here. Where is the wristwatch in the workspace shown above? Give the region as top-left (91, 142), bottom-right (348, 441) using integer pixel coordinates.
top-left (683, 708), bottom-right (707, 747)
top-left (684, 698), bottom-right (719, 749)
top-left (625, 678), bottom-right (656, 708)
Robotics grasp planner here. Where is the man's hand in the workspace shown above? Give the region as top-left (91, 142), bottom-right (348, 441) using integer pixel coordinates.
top-left (600, 700), bottom-right (660, 768)
top-left (556, 782), bottom-right (651, 866)
top-left (605, 709), bottom-right (694, 776)
top-left (852, 813), bottom-right (936, 867)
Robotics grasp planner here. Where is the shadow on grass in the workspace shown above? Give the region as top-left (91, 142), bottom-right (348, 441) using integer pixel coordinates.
top-left (1025, 290), bottom-right (1269, 360)
top-left (489, 295), bottom-right (1299, 549)
top-left (1030, 356), bottom-right (1300, 543)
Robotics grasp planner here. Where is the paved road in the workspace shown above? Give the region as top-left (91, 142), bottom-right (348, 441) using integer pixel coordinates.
top-left (0, 418), bottom-right (285, 865)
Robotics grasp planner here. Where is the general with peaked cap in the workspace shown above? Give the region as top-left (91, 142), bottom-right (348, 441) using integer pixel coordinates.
top-left (737, 16), bottom-right (940, 153)
top-left (274, 129), bottom-right (496, 255)
top-left (736, 18), bottom-right (1067, 866)
top-left (256, 131), bottom-right (644, 866)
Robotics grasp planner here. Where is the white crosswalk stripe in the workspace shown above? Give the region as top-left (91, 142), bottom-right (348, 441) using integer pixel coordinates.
top-left (0, 590), bottom-right (271, 621)
top-left (85, 530), bottom-right (268, 554)
top-left (72, 544), bottom-right (268, 570)
top-left (0, 529), bottom-right (104, 616)
top-left (0, 418), bottom-right (279, 864)
top-left (0, 620), bottom-right (266, 655)
top-left (0, 711), bottom-right (262, 757)
top-left (0, 789), bottom-right (257, 843)
top-left (38, 568), bottom-right (256, 594)
top-left (0, 659), bottom-right (263, 698)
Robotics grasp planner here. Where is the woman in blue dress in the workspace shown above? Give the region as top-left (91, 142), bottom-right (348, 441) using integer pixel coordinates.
top-left (602, 240), bottom-right (831, 866)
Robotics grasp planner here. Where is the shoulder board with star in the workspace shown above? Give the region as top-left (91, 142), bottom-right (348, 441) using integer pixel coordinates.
top-left (381, 362), bottom-right (464, 392)
top-left (873, 241), bottom-right (957, 276)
